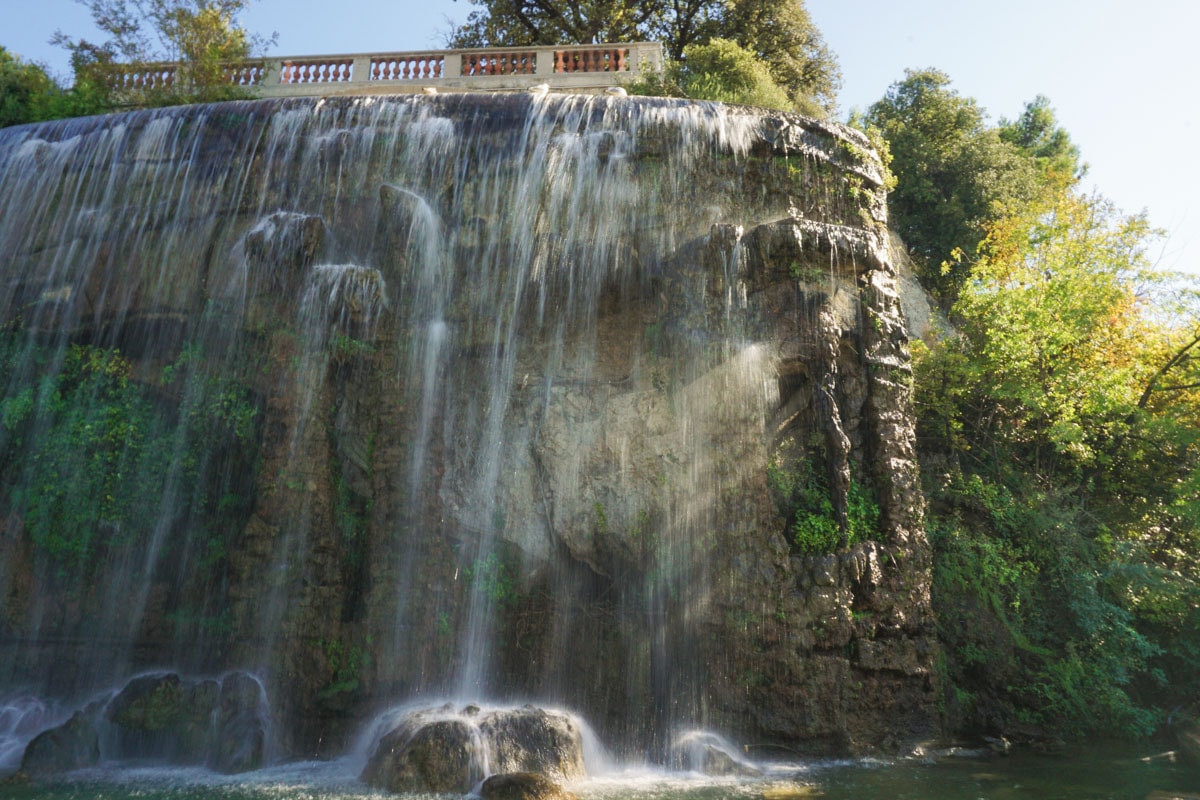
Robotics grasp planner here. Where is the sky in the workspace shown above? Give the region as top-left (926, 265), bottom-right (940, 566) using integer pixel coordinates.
top-left (3, 0), bottom-right (1197, 274)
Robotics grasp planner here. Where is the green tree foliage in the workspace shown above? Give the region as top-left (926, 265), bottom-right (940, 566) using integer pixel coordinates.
top-left (53, 0), bottom-right (274, 106)
top-left (866, 70), bottom-right (1079, 305)
top-left (448, 0), bottom-right (840, 114)
top-left (915, 188), bottom-right (1200, 737)
top-left (0, 46), bottom-right (111, 127)
top-left (999, 94), bottom-right (1085, 182)
top-left (632, 39), bottom-right (792, 111)
top-left (0, 48), bottom-right (56, 127)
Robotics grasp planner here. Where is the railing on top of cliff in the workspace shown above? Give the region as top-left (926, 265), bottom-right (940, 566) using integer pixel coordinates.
top-left (104, 42), bottom-right (664, 99)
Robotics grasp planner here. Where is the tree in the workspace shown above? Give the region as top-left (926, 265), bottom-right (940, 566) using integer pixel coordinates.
top-left (914, 187), bottom-right (1200, 736)
top-left (952, 192), bottom-right (1159, 478)
top-left (0, 46), bottom-right (112, 127)
top-left (0, 47), bottom-right (56, 128)
top-left (716, 0), bottom-right (839, 116)
top-left (53, 0), bottom-right (275, 106)
top-left (866, 69), bottom-right (1074, 305)
top-left (448, 0), bottom-right (840, 114)
top-left (1000, 94), bottom-right (1085, 182)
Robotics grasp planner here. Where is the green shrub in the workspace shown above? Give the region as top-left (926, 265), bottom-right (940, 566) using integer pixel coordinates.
top-left (629, 39), bottom-right (794, 112)
top-left (768, 453), bottom-right (879, 555)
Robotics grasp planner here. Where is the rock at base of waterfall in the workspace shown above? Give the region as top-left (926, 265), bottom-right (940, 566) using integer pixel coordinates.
top-left (211, 671), bottom-right (267, 773)
top-left (481, 771), bottom-right (578, 800)
top-left (479, 706), bottom-right (586, 779)
top-left (360, 705), bottom-right (588, 794)
top-left (362, 718), bottom-right (478, 794)
top-left (670, 731), bottom-right (762, 777)
top-left (19, 704), bottom-right (101, 775)
top-left (19, 671), bottom-right (268, 776)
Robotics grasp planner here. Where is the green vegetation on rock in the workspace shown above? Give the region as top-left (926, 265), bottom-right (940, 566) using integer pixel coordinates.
top-left (769, 451), bottom-right (879, 555)
top-left (0, 338), bottom-right (261, 573)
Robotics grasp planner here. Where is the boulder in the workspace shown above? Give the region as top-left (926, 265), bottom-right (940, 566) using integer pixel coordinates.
top-left (478, 707), bottom-right (586, 781)
top-left (105, 672), bottom-right (217, 763)
top-left (361, 705), bottom-right (588, 794)
top-left (480, 772), bottom-right (577, 800)
top-left (28, 670), bottom-right (269, 774)
top-left (210, 672), bottom-right (267, 774)
top-left (671, 731), bottom-right (761, 777)
top-left (362, 718), bottom-right (478, 794)
top-left (19, 704), bottom-right (101, 775)
top-left (106, 673), bottom-right (186, 733)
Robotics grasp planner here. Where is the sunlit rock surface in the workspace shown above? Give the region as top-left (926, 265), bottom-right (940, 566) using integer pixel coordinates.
top-left (361, 704), bottom-right (586, 793)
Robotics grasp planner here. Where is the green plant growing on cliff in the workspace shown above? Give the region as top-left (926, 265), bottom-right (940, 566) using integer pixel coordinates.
top-left (5, 345), bottom-right (162, 566)
top-left (318, 637), bottom-right (370, 700)
top-left (331, 332), bottom-right (375, 362)
top-left (768, 452), bottom-right (878, 555)
top-left (464, 551), bottom-right (516, 607)
top-left (330, 466), bottom-right (372, 570)
top-left (0, 340), bottom-right (261, 574)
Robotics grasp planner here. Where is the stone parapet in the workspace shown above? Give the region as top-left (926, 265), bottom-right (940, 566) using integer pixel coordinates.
top-left (105, 42), bottom-right (664, 98)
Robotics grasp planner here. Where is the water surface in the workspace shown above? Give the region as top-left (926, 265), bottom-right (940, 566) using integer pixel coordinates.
top-left (3, 746), bottom-right (1197, 800)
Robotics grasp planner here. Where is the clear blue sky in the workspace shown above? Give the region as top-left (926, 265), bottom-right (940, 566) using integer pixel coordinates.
top-left (3, 0), bottom-right (1197, 274)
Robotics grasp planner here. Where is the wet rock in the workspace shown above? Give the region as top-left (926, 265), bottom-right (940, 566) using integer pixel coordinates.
top-left (100, 671), bottom-right (267, 773)
top-left (19, 703), bottom-right (101, 775)
top-left (480, 772), bottom-right (578, 800)
top-left (671, 731), bottom-right (761, 777)
top-left (106, 672), bottom-right (201, 761)
top-left (478, 707), bottom-right (586, 780)
top-left (757, 782), bottom-right (824, 799)
top-left (362, 706), bottom-right (587, 794)
top-left (242, 211), bottom-right (326, 290)
top-left (811, 555), bottom-right (838, 587)
top-left (362, 718), bottom-right (477, 794)
top-left (211, 672), bottom-right (267, 774)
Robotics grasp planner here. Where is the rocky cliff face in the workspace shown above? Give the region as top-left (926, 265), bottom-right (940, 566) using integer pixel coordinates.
top-left (0, 93), bottom-right (935, 760)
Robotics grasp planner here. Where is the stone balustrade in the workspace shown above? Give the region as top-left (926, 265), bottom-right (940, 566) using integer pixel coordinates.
top-left (107, 43), bottom-right (663, 98)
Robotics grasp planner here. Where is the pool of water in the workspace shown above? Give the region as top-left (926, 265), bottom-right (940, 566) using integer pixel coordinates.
top-left (1, 746), bottom-right (1197, 800)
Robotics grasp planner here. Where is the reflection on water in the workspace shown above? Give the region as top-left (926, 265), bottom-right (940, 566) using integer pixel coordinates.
top-left (2, 746), bottom-right (1199, 800)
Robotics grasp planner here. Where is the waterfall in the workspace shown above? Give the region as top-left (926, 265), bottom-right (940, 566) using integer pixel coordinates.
top-left (0, 92), bottom-right (934, 768)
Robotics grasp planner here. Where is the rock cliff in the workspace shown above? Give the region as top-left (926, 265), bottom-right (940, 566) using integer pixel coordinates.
top-left (0, 93), bottom-right (935, 760)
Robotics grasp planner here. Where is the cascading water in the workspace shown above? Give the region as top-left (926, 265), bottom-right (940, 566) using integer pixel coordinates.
top-left (0, 91), bottom-right (937, 786)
